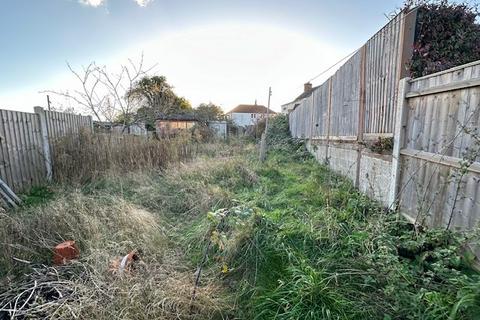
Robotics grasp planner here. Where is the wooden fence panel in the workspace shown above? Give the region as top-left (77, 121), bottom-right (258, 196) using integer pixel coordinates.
top-left (302, 100), bottom-right (310, 139)
top-left (295, 102), bottom-right (307, 138)
top-left (45, 110), bottom-right (91, 139)
top-left (0, 108), bottom-right (93, 193)
top-left (288, 10), bottom-right (415, 140)
top-left (329, 50), bottom-right (362, 137)
top-left (290, 105), bottom-right (298, 138)
top-left (0, 110), bottom-right (45, 192)
top-left (398, 60), bottom-right (480, 231)
top-left (405, 87), bottom-right (480, 160)
top-left (304, 93), bottom-right (314, 139)
top-left (364, 13), bottom-right (404, 134)
top-left (312, 81), bottom-right (330, 137)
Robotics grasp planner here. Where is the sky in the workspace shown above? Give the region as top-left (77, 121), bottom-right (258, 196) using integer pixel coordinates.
top-left (0, 0), bottom-right (438, 114)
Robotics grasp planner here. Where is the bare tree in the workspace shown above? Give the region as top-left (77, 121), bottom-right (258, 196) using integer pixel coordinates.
top-left (43, 54), bottom-right (154, 126)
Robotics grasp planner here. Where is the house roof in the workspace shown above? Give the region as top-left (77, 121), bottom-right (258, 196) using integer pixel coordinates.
top-left (156, 113), bottom-right (198, 121)
top-left (293, 86), bottom-right (316, 101)
top-left (282, 85), bottom-right (320, 107)
top-left (228, 104), bottom-right (276, 114)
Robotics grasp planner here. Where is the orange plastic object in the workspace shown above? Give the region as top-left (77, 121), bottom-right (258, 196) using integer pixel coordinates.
top-left (109, 250), bottom-right (141, 275)
top-left (53, 240), bottom-right (80, 265)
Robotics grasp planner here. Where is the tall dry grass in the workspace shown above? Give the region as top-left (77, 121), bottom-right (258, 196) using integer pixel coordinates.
top-left (0, 170), bottom-right (235, 319)
top-left (50, 131), bottom-right (209, 183)
top-left (0, 132), bottom-right (257, 319)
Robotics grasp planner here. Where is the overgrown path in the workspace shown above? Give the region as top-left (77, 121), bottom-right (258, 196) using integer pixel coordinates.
top-left (175, 142), bottom-right (480, 320)
top-left (1, 126), bottom-right (480, 319)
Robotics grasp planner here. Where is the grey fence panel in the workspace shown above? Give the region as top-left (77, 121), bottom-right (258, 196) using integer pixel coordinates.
top-left (312, 81), bottom-right (330, 137)
top-left (0, 110), bottom-right (45, 192)
top-left (296, 101), bottom-right (307, 138)
top-left (304, 93), bottom-right (314, 139)
top-left (45, 110), bottom-right (91, 139)
top-left (289, 10), bottom-right (410, 139)
top-left (364, 13), bottom-right (403, 134)
top-left (398, 60), bottom-right (480, 232)
top-left (0, 108), bottom-right (93, 193)
top-left (330, 50), bottom-right (362, 137)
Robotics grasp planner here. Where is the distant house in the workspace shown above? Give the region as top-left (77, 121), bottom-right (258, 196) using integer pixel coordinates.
top-left (227, 103), bottom-right (276, 127)
top-left (94, 121), bottom-right (147, 136)
top-left (155, 114), bottom-right (198, 137)
top-left (281, 82), bottom-right (316, 114)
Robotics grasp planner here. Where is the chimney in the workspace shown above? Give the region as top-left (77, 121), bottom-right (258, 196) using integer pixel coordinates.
top-left (304, 82), bottom-right (312, 93)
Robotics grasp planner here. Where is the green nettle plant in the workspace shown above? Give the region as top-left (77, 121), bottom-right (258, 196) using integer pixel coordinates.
top-left (407, 0), bottom-right (480, 77)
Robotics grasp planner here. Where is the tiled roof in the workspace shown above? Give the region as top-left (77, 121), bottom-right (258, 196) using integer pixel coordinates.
top-left (228, 104), bottom-right (276, 114)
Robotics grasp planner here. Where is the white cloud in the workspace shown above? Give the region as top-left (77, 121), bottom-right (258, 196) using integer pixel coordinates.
top-left (79, 0), bottom-right (105, 7)
top-left (133, 0), bottom-right (152, 7)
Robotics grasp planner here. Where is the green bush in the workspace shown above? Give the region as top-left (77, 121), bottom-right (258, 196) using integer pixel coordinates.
top-left (408, 0), bottom-right (480, 77)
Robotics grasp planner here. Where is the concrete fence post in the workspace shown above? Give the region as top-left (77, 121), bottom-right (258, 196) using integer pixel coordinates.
top-left (388, 77), bottom-right (411, 209)
top-left (87, 115), bottom-right (94, 133)
top-left (355, 45), bottom-right (367, 189)
top-left (325, 79), bottom-right (333, 164)
top-left (34, 106), bottom-right (53, 181)
top-left (259, 132), bottom-right (267, 162)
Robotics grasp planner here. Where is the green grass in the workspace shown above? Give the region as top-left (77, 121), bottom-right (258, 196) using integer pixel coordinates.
top-left (20, 186), bottom-right (55, 207)
top-left (183, 116), bottom-right (480, 320)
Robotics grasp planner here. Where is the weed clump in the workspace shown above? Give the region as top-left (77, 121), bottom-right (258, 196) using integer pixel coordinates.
top-left (266, 114), bottom-right (310, 160)
top-left (50, 130), bottom-right (228, 184)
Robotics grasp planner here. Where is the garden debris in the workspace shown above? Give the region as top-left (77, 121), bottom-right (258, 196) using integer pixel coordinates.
top-left (53, 240), bottom-right (79, 265)
top-left (0, 178), bottom-right (21, 209)
top-left (0, 265), bottom-right (77, 319)
top-left (109, 249), bottom-right (142, 275)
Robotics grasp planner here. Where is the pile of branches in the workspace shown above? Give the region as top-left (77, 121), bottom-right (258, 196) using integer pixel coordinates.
top-left (0, 259), bottom-right (228, 319)
top-left (408, 0), bottom-right (480, 77)
top-left (0, 264), bottom-right (89, 319)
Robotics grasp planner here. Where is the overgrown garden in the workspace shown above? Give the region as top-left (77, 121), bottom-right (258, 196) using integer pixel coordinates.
top-left (0, 115), bottom-right (479, 319)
